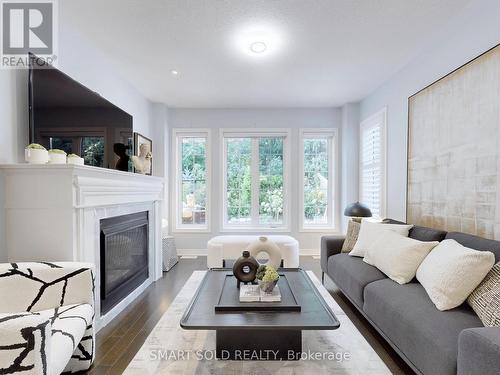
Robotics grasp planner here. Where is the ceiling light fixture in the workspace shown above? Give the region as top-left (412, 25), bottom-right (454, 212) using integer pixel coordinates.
top-left (235, 26), bottom-right (282, 58)
top-left (171, 70), bottom-right (179, 76)
top-left (249, 41), bottom-right (267, 54)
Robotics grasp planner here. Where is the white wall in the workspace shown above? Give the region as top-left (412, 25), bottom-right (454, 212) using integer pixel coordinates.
top-left (360, 0), bottom-right (500, 221)
top-left (340, 103), bottom-right (360, 231)
top-left (151, 104), bottom-right (170, 219)
top-left (0, 15), bottom-right (159, 262)
top-left (168, 108), bottom-right (344, 253)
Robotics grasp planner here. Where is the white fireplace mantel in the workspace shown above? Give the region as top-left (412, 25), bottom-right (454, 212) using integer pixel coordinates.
top-left (0, 164), bottom-right (165, 330)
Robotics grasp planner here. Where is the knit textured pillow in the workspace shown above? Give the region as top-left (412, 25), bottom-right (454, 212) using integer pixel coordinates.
top-left (467, 262), bottom-right (500, 327)
top-left (341, 220), bottom-right (361, 253)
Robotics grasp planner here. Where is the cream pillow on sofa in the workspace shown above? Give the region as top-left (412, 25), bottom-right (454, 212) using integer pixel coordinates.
top-left (416, 239), bottom-right (495, 311)
top-left (349, 221), bottom-right (413, 258)
top-left (363, 230), bottom-right (439, 284)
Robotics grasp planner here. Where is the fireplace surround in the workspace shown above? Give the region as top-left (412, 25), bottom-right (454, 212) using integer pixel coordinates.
top-left (0, 164), bottom-right (164, 330)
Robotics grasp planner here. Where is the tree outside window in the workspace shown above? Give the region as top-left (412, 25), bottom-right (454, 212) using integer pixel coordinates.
top-left (180, 137), bottom-right (207, 226)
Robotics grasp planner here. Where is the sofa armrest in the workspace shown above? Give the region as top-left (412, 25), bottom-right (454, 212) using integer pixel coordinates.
top-left (320, 235), bottom-right (345, 273)
top-left (0, 312), bottom-right (51, 375)
top-left (458, 327), bottom-right (500, 375)
top-left (0, 262), bottom-right (95, 313)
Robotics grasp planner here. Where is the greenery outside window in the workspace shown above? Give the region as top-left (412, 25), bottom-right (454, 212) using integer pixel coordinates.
top-left (299, 129), bottom-right (337, 230)
top-left (173, 130), bottom-right (210, 231)
top-left (222, 130), bottom-right (290, 230)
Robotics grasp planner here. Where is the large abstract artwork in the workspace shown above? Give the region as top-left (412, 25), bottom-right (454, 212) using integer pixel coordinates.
top-left (408, 44), bottom-right (500, 239)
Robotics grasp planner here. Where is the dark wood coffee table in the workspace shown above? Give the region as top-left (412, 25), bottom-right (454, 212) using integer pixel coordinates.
top-left (180, 268), bottom-right (340, 360)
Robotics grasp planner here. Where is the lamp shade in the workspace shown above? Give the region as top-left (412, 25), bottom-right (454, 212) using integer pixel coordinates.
top-left (344, 202), bottom-right (372, 217)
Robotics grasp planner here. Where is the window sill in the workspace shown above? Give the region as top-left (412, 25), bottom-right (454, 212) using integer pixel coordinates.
top-left (299, 227), bottom-right (339, 233)
top-left (172, 227), bottom-right (211, 234)
top-left (220, 226), bottom-right (291, 233)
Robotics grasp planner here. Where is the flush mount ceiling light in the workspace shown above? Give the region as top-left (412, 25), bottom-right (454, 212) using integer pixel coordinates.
top-left (249, 41), bottom-right (267, 54)
top-left (171, 70), bottom-right (179, 76)
top-left (235, 26), bottom-right (282, 58)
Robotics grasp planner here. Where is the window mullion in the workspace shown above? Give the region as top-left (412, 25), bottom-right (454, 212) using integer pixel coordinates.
top-left (251, 138), bottom-right (260, 226)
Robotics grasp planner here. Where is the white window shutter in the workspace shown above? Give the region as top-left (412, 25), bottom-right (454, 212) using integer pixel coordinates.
top-left (360, 109), bottom-right (386, 218)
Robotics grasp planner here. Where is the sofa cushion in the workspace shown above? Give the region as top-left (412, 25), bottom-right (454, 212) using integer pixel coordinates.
top-left (341, 220), bottom-right (360, 253)
top-left (363, 279), bottom-right (483, 375)
top-left (327, 253), bottom-right (387, 308)
top-left (350, 221), bottom-right (413, 258)
top-left (363, 230), bottom-right (439, 284)
top-left (446, 232), bottom-right (500, 262)
top-left (383, 218), bottom-right (448, 242)
top-left (409, 226), bottom-right (447, 242)
top-left (467, 262), bottom-right (500, 327)
top-left (39, 303), bottom-right (93, 375)
top-left (416, 239), bottom-right (495, 311)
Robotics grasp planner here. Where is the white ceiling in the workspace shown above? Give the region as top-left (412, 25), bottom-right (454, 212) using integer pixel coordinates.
top-left (61, 0), bottom-right (472, 108)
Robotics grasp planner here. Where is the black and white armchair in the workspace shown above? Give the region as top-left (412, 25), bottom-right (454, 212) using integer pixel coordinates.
top-left (0, 262), bottom-right (95, 375)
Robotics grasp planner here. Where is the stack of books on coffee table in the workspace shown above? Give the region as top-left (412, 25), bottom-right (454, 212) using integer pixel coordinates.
top-left (239, 284), bottom-right (281, 302)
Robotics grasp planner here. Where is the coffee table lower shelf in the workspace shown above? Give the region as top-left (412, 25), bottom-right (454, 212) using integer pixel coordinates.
top-left (216, 328), bottom-right (301, 360)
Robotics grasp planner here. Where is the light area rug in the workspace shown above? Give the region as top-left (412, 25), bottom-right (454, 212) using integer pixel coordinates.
top-left (124, 271), bottom-right (391, 374)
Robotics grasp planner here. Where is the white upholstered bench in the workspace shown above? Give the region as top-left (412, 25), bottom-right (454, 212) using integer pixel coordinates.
top-left (207, 235), bottom-right (300, 268)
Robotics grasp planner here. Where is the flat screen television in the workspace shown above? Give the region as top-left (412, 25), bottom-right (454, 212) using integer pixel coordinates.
top-left (28, 54), bottom-right (133, 171)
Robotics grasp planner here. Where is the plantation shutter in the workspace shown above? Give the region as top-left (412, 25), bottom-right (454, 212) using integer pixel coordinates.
top-left (360, 110), bottom-right (386, 218)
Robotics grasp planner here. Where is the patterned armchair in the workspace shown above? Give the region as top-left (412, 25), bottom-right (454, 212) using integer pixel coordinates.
top-left (0, 262), bottom-right (95, 375)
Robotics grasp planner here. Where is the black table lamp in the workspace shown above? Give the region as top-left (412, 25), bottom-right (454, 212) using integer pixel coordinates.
top-left (344, 202), bottom-right (372, 221)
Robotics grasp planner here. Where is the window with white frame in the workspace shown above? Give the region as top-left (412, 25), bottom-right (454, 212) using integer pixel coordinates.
top-left (173, 130), bottom-right (210, 231)
top-left (360, 108), bottom-right (386, 218)
top-left (222, 130), bottom-right (289, 230)
top-left (299, 129), bottom-right (336, 230)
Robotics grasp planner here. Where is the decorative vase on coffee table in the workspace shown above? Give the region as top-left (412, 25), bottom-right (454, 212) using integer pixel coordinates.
top-left (258, 279), bottom-right (278, 293)
top-left (232, 250), bottom-right (259, 288)
top-left (247, 236), bottom-right (282, 269)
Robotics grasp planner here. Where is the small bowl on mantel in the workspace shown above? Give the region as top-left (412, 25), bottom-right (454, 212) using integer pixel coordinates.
top-left (25, 146), bottom-right (48, 164)
top-left (67, 154), bottom-right (84, 165)
top-left (48, 150), bottom-right (67, 164)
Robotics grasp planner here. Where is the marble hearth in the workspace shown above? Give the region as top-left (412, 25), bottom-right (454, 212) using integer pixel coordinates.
top-left (0, 164), bottom-right (164, 330)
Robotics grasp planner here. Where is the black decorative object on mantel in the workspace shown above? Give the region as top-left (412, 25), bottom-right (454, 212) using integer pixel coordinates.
top-left (344, 201), bottom-right (372, 218)
top-left (232, 251), bottom-right (259, 289)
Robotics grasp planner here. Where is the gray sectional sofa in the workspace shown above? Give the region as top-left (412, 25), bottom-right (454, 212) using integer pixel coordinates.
top-left (321, 221), bottom-right (500, 375)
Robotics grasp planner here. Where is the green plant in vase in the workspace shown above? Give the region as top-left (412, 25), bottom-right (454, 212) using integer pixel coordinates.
top-left (256, 265), bottom-right (267, 281)
top-left (258, 265), bottom-right (279, 293)
top-left (48, 149), bottom-right (67, 155)
top-left (26, 143), bottom-right (46, 150)
top-left (25, 143), bottom-right (48, 164)
top-left (48, 148), bottom-right (67, 164)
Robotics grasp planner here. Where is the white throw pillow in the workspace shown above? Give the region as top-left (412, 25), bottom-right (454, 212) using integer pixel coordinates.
top-left (363, 230), bottom-right (439, 284)
top-left (349, 221), bottom-right (413, 258)
top-left (416, 239), bottom-right (495, 311)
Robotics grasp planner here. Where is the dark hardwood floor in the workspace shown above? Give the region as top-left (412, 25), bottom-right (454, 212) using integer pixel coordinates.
top-left (87, 256), bottom-right (414, 375)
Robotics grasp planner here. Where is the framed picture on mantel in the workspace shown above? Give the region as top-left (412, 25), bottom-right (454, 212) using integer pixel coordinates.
top-left (133, 132), bottom-right (153, 175)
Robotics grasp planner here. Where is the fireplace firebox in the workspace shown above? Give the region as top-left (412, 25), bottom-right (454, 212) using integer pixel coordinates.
top-left (100, 212), bottom-right (149, 315)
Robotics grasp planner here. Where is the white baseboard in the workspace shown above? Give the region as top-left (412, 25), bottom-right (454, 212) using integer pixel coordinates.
top-left (177, 248), bottom-right (319, 256)
top-left (299, 248), bottom-right (320, 256)
top-left (177, 248), bottom-right (208, 256)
